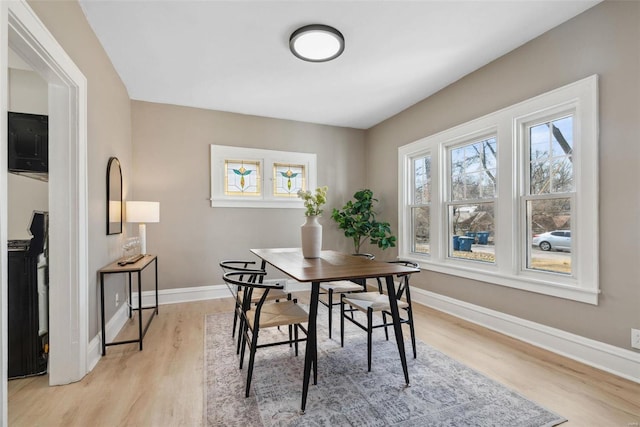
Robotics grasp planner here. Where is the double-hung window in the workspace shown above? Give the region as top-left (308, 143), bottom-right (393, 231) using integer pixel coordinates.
top-left (398, 76), bottom-right (599, 304)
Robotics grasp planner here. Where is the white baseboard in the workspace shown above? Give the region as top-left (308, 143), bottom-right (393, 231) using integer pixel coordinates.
top-left (87, 302), bottom-right (130, 370)
top-left (95, 282), bottom-right (640, 385)
top-left (410, 287), bottom-right (640, 384)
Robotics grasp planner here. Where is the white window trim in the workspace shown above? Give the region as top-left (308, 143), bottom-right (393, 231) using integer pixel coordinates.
top-left (210, 145), bottom-right (317, 209)
top-left (398, 75), bottom-right (599, 304)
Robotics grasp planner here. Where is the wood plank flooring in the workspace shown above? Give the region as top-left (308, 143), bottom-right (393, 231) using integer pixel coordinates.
top-left (8, 294), bottom-right (640, 426)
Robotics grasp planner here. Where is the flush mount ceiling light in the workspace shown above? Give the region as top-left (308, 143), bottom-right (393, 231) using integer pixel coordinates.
top-left (289, 24), bottom-right (345, 62)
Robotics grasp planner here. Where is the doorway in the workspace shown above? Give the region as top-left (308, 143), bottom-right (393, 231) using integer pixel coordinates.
top-left (1, 0), bottom-right (89, 424)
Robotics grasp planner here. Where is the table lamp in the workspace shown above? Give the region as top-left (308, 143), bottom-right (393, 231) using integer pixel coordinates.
top-left (125, 201), bottom-right (160, 254)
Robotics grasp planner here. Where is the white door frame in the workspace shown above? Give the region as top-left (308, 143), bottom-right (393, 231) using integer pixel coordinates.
top-left (0, 0), bottom-right (88, 424)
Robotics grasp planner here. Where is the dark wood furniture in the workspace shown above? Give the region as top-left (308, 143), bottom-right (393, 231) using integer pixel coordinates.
top-left (250, 248), bottom-right (419, 413)
top-left (99, 255), bottom-right (158, 355)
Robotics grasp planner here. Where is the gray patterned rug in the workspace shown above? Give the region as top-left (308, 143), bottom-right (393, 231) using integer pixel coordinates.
top-left (205, 308), bottom-right (566, 427)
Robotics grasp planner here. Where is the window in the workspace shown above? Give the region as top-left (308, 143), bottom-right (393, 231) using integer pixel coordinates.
top-left (447, 137), bottom-right (497, 263)
top-left (411, 155), bottom-right (431, 254)
top-left (524, 115), bottom-right (574, 275)
top-left (210, 145), bottom-right (316, 208)
top-left (398, 75), bottom-right (599, 304)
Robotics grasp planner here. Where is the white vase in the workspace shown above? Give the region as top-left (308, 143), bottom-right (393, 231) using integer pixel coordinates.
top-left (301, 215), bottom-right (322, 258)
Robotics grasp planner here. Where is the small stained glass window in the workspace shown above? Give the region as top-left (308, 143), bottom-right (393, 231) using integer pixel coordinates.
top-left (273, 163), bottom-right (306, 197)
top-left (224, 160), bottom-right (261, 196)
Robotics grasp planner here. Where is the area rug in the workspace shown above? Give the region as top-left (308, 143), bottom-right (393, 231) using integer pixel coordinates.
top-left (205, 308), bottom-right (566, 427)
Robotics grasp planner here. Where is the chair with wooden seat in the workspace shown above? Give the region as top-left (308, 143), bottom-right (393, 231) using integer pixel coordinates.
top-left (219, 260), bottom-right (290, 353)
top-left (340, 260), bottom-right (419, 372)
top-left (318, 253), bottom-right (374, 338)
top-left (223, 271), bottom-right (311, 397)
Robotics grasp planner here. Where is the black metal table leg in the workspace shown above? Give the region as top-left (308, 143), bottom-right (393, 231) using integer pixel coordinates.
top-left (128, 272), bottom-right (132, 318)
top-left (385, 274), bottom-right (410, 386)
top-left (138, 270), bottom-right (143, 351)
top-left (100, 272), bottom-right (106, 356)
top-left (154, 258), bottom-right (159, 314)
top-left (301, 281), bottom-right (319, 414)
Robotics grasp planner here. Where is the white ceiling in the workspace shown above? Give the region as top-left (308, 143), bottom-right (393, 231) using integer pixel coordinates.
top-left (79, 0), bottom-right (600, 130)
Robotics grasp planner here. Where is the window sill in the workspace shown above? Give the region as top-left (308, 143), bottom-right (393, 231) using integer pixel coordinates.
top-left (402, 254), bottom-right (599, 305)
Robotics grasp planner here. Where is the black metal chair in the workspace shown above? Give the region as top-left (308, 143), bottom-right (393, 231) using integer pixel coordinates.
top-left (340, 260), bottom-right (419, 372)
top-left (318, 253), bottom-right (375, 338)
top-left (223, 271), bottom-right (311, 397)
top-left (219, 260), bottom-right (290, 353)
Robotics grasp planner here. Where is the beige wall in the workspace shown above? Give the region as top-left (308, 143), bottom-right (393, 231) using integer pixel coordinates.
top-left (366, 1), bottom-right (640, 350)
top-left (131, 101), bottom-right (366, 289)
top-left (28, 0), bottom-right (133, 338)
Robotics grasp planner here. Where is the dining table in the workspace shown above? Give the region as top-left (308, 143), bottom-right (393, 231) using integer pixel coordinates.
top-left (250, 248), bottom-right (420, 413)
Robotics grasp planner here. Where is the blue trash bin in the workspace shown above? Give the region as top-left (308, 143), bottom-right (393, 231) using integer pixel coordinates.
top-left (458, 236), bottom-right (474, 252)
top-left (477, 232), bottom-right (490, 245)
top-left (465, 232), bottom-right (477, 243)
top-left (452, 235), bottom-right (460, 251)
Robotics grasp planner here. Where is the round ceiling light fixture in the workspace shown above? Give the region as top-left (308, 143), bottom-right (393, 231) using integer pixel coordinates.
top-left (289, 24), bottom-right (345, 62)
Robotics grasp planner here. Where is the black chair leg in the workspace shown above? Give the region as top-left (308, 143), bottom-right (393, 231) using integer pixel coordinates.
top-left (367, 308), bottom-right (373, 372)
top-left (245, 328), bottom-right (259, 397)
top-left (239, 326), bottom-right (247, 369)
top-left (328, 288), bottom-right (334, 339)
top-left (236, 315), bottom-right (245, 355)
top-left (289, 324), bottom-right (293, 347)
top-left (294, 324), bottom-right (299, 356)
top-left (382, 311), bottom-right (389, 341)
top-left (340, 295), bottom-right (345, 347)
top-left (232, 305), bottom-right (238, 338)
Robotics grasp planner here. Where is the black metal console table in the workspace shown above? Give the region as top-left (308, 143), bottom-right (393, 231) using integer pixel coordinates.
top-left (99, 255), bottom-right (158, 355)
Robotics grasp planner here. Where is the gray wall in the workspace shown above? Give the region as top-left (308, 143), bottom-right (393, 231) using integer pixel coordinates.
top-left (131, 101), bottom-right (366, 289)
top-left (366, 0), bottom-right (640, 350)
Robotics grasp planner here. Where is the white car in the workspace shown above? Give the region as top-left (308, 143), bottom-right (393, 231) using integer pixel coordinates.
top-left (532, 230), bottom-right (571, 252)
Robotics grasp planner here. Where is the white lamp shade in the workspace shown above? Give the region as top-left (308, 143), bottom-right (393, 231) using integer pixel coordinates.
top-left (125, 201), bottom-right (160, 223)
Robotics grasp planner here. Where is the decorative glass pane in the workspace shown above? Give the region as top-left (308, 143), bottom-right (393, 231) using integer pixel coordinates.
top-left (527, 198), bottom-right (572, 275)
top-left (450, 137), bottom-right (497, 201)
top-left (224, 160), bottom-right (261, 196)
top-left (413, 156), bottom-right (431, 204)
top-left (411, 206), bottom-right (430, 254)
top-left (273, 163), bottom-right (305, 197)
top-left (449, 202), bottom-right (495, 263)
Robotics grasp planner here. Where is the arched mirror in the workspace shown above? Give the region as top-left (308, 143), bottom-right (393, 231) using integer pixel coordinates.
top-left (107, 157), bottom-right (123, 235)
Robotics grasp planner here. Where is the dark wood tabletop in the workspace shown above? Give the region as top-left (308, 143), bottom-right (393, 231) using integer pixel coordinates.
top-left (250, 248), bottom-right (418, 283)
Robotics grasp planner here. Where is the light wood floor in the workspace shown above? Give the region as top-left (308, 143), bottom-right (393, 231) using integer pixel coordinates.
top-left (8, 294), bottom-right (640, 426)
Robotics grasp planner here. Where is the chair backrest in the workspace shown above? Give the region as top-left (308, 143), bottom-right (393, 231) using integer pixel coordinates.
top-left (376, 260), bottom-right (419, 300)
top-left (222, 271), bottom-right (284, 313)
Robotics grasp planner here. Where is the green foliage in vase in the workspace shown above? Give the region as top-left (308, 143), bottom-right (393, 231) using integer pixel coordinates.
top-left (331, 189), bottom-right (397, 253)
top-left (297, 186), bottom-right (328, 217)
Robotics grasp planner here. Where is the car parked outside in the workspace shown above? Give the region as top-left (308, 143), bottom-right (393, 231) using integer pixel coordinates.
top-left (532, 230), bottom-right (571, 252)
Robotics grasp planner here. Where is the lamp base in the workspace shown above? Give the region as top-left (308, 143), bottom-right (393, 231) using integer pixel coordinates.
top-left (139, 223), bottom-right (147, 255)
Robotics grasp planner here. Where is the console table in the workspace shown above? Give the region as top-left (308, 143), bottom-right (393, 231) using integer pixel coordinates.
top-left (98, 254), bottom-right (158, 355)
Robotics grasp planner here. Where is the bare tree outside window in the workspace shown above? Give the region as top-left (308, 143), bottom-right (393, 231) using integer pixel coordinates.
top-left (526, 116), bottom-right (573, 274)
top-left (448, 137), bottom-right (497, 262)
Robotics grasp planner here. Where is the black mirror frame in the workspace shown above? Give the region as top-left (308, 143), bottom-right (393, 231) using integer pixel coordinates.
top-left (106, 157), bottom-right (123, 235)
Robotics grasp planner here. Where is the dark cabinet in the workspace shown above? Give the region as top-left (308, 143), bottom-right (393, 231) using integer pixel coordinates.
top-left (8, 250), bottom-right (47, 378)
top-left (8, 112), bottom-right (48, 174)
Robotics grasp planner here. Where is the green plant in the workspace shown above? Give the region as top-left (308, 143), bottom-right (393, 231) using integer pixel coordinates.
top-left (331, 189), bottom-right (396, 253)
top-left (297, 186), bottom-right (328, 216)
